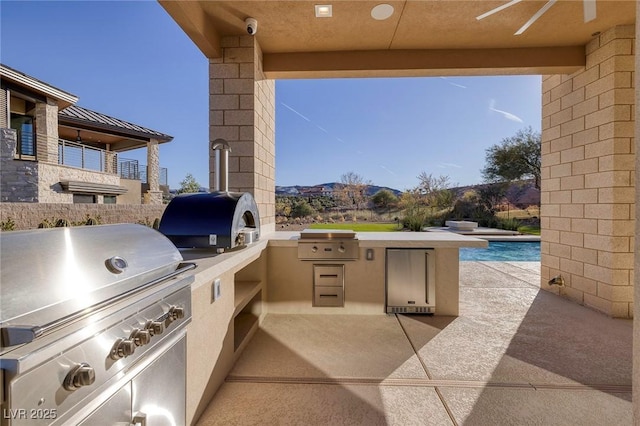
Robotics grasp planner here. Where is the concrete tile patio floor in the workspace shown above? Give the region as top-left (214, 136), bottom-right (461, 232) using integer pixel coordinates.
top-left (197, 262), bottom-right (633, 425)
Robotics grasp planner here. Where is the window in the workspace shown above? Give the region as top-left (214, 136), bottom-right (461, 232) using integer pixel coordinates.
top-left (103, 195), bottom-right (117, 204)
top-left (73, 194), bottom-right (96, 204)
top-left (10, 112), bottom-right (35, 158)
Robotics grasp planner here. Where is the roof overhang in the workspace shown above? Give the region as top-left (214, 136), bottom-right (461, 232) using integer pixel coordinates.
top-left (60, 181), bottom-right (128, 195)
top-left (0, 64), bottom-right (78, 108)
top-left (159, 0), bottom-right (635, 78)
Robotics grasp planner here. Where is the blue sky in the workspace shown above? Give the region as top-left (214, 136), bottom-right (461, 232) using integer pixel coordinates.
top-left (1, 1), bottom-right (541, 191)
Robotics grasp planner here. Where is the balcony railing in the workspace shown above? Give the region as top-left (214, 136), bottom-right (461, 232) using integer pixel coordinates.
top-left (119, 157), bottom-right (168, 186)
top-left (141, 166), bottom-right (168, 186)
top-left (58, 139), bottom-right (117, 173)
top-left (118, 158), bottom-right (140, 180)
top-left (57, 142), bottom-right (168, 186)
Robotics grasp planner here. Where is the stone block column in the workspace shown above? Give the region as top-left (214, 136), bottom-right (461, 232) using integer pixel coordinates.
top-left (209, 36), bottom-right (276, 234)
top-left (35, 98), bottom-right (59, 163)
top-left (143, 138), bottom-right (162, 205)
top-left (541, 25), bottom-right (635, 318)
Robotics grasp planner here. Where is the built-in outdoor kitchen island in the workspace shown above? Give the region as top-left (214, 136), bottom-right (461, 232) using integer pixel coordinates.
top-left (181, 230), bottom-right (487, 424)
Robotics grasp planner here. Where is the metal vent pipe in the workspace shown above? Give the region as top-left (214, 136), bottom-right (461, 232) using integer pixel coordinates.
top-left (211, 139), bottom-right (231, 192)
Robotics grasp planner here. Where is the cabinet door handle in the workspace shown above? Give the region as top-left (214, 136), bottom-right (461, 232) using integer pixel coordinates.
top-left (319, 274), bottom-right (338, 278)
top-left (319, 294), bottom-right (338, 298)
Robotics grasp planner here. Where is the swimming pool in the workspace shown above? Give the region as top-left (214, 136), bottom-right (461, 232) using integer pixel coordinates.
top-left (460, 241), bottom-right (540, 261)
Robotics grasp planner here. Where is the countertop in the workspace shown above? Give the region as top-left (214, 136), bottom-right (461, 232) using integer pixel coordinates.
top-left (179, 230), bottom-right (487, 289)
top-left (266, 231), bottom-right (489, 248)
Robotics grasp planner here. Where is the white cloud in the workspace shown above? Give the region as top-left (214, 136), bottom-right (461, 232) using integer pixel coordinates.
top-left (489, 99), bottom-right (523, 123)
top-left (439, 162), bottom-right (463, 169)
top-left (440, 77), bottom-right (467, 89)
top-left (379, 165), bottom-right (397, 176)
top-left (281, 102), bottom-right (311, 122)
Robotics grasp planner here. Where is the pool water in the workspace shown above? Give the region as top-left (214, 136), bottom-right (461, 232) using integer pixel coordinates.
top-left (460, 241), bottom-right (540, 261)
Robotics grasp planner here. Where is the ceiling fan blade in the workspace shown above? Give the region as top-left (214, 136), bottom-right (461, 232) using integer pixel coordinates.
top-left (514, 0), bottom-right (557, 35)
top-left (583, 0), bottom-right (596, 22)
top-left (476, 0), bottom-right (523, 21)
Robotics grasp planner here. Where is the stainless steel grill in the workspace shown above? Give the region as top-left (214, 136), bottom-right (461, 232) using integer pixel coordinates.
top-left (0, 224), bottom-right (195, 425)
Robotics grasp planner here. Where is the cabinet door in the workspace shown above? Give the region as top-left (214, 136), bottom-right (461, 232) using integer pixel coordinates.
top-left (77, 383), bottom-right (132, 426)
top-left (131, 336), bottom-right (186, 426)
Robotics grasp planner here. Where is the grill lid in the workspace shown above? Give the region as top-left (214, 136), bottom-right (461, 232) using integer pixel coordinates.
top-left (0, 224), bottom-right (183, 339)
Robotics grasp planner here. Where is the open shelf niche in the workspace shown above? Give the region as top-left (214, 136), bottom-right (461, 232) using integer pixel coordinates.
top-left (232, 252), bottom-right (266, 353)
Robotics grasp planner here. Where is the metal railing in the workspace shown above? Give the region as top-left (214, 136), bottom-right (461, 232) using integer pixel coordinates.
top-left (140, 167), bottom-right (168, 186)
top-left (58, 139), bottom-right (117, 173)
top-left (118, 158), bottom-right (140, 180)
top-left (119, 158), bottom-right (167, 186)
top-left (16, 129), bottom-right (36, 160)
top-left (57, 141), bottom-right (168, 185)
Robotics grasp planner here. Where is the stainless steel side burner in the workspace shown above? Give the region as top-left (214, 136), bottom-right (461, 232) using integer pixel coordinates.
top-left (297, 229), bottom-right (359, 260)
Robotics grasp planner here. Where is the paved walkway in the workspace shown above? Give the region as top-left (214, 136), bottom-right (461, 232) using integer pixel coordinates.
top-left (197, 262), bottom-right (632, 425)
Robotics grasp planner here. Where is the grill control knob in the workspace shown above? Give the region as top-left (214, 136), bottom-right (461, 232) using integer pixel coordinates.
top-left (130, 328), bottom-right (151, 346)
top-left (338, 245), bottom-right (346, 253)
top-left (311, 246), bottom-right (318, 253)
top-left (145, 320), bottom-right (164, 336)
top-left (110, 338), bottom-right (136, 360)
top-left (169, 306), bottom-right (185, 321)
top-left (63, 363), bottom-right (96, 391)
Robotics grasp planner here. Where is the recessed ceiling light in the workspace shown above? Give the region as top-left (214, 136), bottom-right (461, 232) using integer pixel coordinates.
top-left (315, 5), bottom-right (332, 18)
top-left (371, 4), bottom-right (394, 20)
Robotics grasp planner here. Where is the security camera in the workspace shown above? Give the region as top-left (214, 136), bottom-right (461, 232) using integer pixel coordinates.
top-left (245, 18), bottom-right (258, 35)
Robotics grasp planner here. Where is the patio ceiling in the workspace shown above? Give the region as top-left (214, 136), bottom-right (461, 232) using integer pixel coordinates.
top-left (159, 0), bottom-right (635, 78)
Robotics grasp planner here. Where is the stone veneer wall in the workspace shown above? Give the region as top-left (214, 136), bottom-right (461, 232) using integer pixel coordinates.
top-left (0, 89), bottom-right (7, 128)
top-left (1, 128), bottom-right (38, 202)
top-left (35, 99), bottom-right (59, 163)
top-left (209, 36), bottom-right (276, 234)
top-left (38, 162), bottom-right (121, 203)
top-left (541, 25), bottom-right (635, 318)
top-left (0, 203), bottom-right (166, 230)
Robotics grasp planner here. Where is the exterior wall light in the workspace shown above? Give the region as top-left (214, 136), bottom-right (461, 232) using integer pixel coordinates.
top-left (315, 5), bottom-right (332, 18)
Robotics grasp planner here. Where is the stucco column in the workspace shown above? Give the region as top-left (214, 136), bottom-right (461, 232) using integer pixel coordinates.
top-left (209, 36), bottom-right (276, 234)
top-left (143, 138), bottom-right (162, 205)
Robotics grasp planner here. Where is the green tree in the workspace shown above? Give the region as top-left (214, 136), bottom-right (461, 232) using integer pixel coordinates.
top-left (178, 173), bottom-right (201, 194)
top-left (477, 182), bottom-right (509, 215)
top-left (371, 189), bottom-right (398, 212)
top-left (482, 126), bottom-right (541, 189)
top-left (291, 200), bottom-right (316, 218)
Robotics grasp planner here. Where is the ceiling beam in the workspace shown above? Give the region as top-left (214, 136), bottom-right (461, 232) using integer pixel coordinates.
top-left (262, 46), bottom-right (585, 79)
top-left (158, 1), bottom-right (222, 58)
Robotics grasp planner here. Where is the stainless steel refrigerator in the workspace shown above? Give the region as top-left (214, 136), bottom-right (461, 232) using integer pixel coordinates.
top-left (385, 248), bottom-right (436, 314)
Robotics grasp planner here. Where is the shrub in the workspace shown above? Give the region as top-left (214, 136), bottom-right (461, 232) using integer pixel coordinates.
top-left (402, 212), bottom-right (426, 232)
top-left (497, 217), bottom-right (520, 231)
top-left (1, 217), bottom-right (16, 231)
top-left (291, 201), bottom-right (316, 218)
top-left (38, 217), bottom-right (55, 228)
top-left (55, 218), bottom-right (70, 227)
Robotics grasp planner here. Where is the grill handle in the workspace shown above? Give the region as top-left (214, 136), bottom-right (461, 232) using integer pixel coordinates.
top-left (0, 262), bottom-right (197, 347)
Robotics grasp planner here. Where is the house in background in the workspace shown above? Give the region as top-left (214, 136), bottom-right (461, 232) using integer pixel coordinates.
top-left (0, 63), bottom-right (172, 205)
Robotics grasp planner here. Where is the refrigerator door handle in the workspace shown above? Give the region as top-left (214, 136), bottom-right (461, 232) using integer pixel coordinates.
top-left (425, 251), bottom-right (430, 304)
